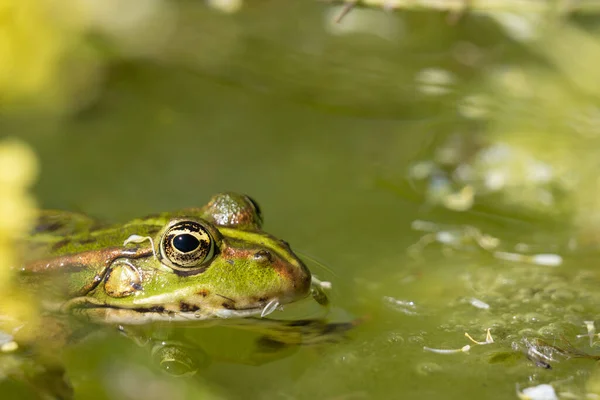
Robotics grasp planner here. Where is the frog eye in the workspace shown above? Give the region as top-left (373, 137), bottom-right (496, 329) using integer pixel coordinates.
top-left (160, 221), bottom-right (215, 269)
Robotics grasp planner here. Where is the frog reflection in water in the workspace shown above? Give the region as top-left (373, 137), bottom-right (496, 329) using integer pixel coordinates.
top-left (18, 193), bottom-right (353, 381)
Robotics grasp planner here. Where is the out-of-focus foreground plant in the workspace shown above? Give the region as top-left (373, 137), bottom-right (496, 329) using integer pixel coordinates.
top-left (0, 0), bottom-right (177, 340)
top-left (0, 139), bottom-right (38, 341)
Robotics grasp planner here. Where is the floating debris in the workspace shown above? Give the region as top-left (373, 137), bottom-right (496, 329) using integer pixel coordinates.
top-left (517, 384), bottom-right (558, 400)
top-left (424, 329), bottom-right (494, 354)
top-left (467, 297), bottom-right (490, 310)
top-left (423, 344), bottom-right (471, 354)
top-left (409, 220), bottom-right (500, 256)
top-left (383, 296), bottom-right (418, 316)
top-left (493, 251), bottom-right (563, 267)
top-left (519, 338), bottom-right (556, 369)
top-left (576, 320), bottom-right (598, 347)
top-left (312, 276), bottom-right (333, 290)
top-left (406, 135), bottom-right (567, 216)
top-left (410, 220), bottom-right (564, 269)
top-left (311, 276), bottom-right (332, 307)
top-left (465, 328), bottom-right (494, 345)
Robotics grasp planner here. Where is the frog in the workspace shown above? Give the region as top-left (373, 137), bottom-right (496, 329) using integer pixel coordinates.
top-left (21, 193), bottom-right (314, 324)
top-left (6, 193), bottom-right (354, 396)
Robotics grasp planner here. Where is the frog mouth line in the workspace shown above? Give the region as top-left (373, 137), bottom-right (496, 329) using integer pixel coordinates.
top-left (71, 302), bottom-right (279, 324)
top-left (128, 299), bottom-right (281, 319)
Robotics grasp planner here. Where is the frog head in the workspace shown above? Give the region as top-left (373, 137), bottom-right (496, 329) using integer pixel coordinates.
top-left (75, 193), bottom-right (312, 324)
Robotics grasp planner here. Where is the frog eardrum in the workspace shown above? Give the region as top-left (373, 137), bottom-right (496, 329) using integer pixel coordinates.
top-left (160, 220), bottom-right (215, 270)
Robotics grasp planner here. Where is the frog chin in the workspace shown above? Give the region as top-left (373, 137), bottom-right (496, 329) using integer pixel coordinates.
top-left (213, 307), bottom-right (266, 319)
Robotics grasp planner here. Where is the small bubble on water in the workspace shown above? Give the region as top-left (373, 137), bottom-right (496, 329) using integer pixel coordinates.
top-left (415, 362), bottom-right (443, 376)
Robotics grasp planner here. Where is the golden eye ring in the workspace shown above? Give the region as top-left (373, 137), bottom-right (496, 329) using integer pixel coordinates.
top-left (160, 221), bottom-right (215, 270)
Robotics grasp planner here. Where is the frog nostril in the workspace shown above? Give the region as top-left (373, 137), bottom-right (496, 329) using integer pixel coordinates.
top-left (253, 250), bottom-right (273, 263)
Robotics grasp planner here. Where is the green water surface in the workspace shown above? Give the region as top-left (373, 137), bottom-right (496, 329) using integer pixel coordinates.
top-left (4, 1), bottom-right (600, 399)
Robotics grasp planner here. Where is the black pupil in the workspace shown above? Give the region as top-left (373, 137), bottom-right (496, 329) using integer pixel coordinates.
top-left (173, 234), bottom-right (200, 253)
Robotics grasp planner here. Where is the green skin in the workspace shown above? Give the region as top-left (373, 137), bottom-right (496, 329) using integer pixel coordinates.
top-left (21, 193), bottom-right (313, 325)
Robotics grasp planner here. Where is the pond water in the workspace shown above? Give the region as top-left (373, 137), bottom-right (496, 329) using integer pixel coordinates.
top-left (4, 1), bottom-right (600, 399)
